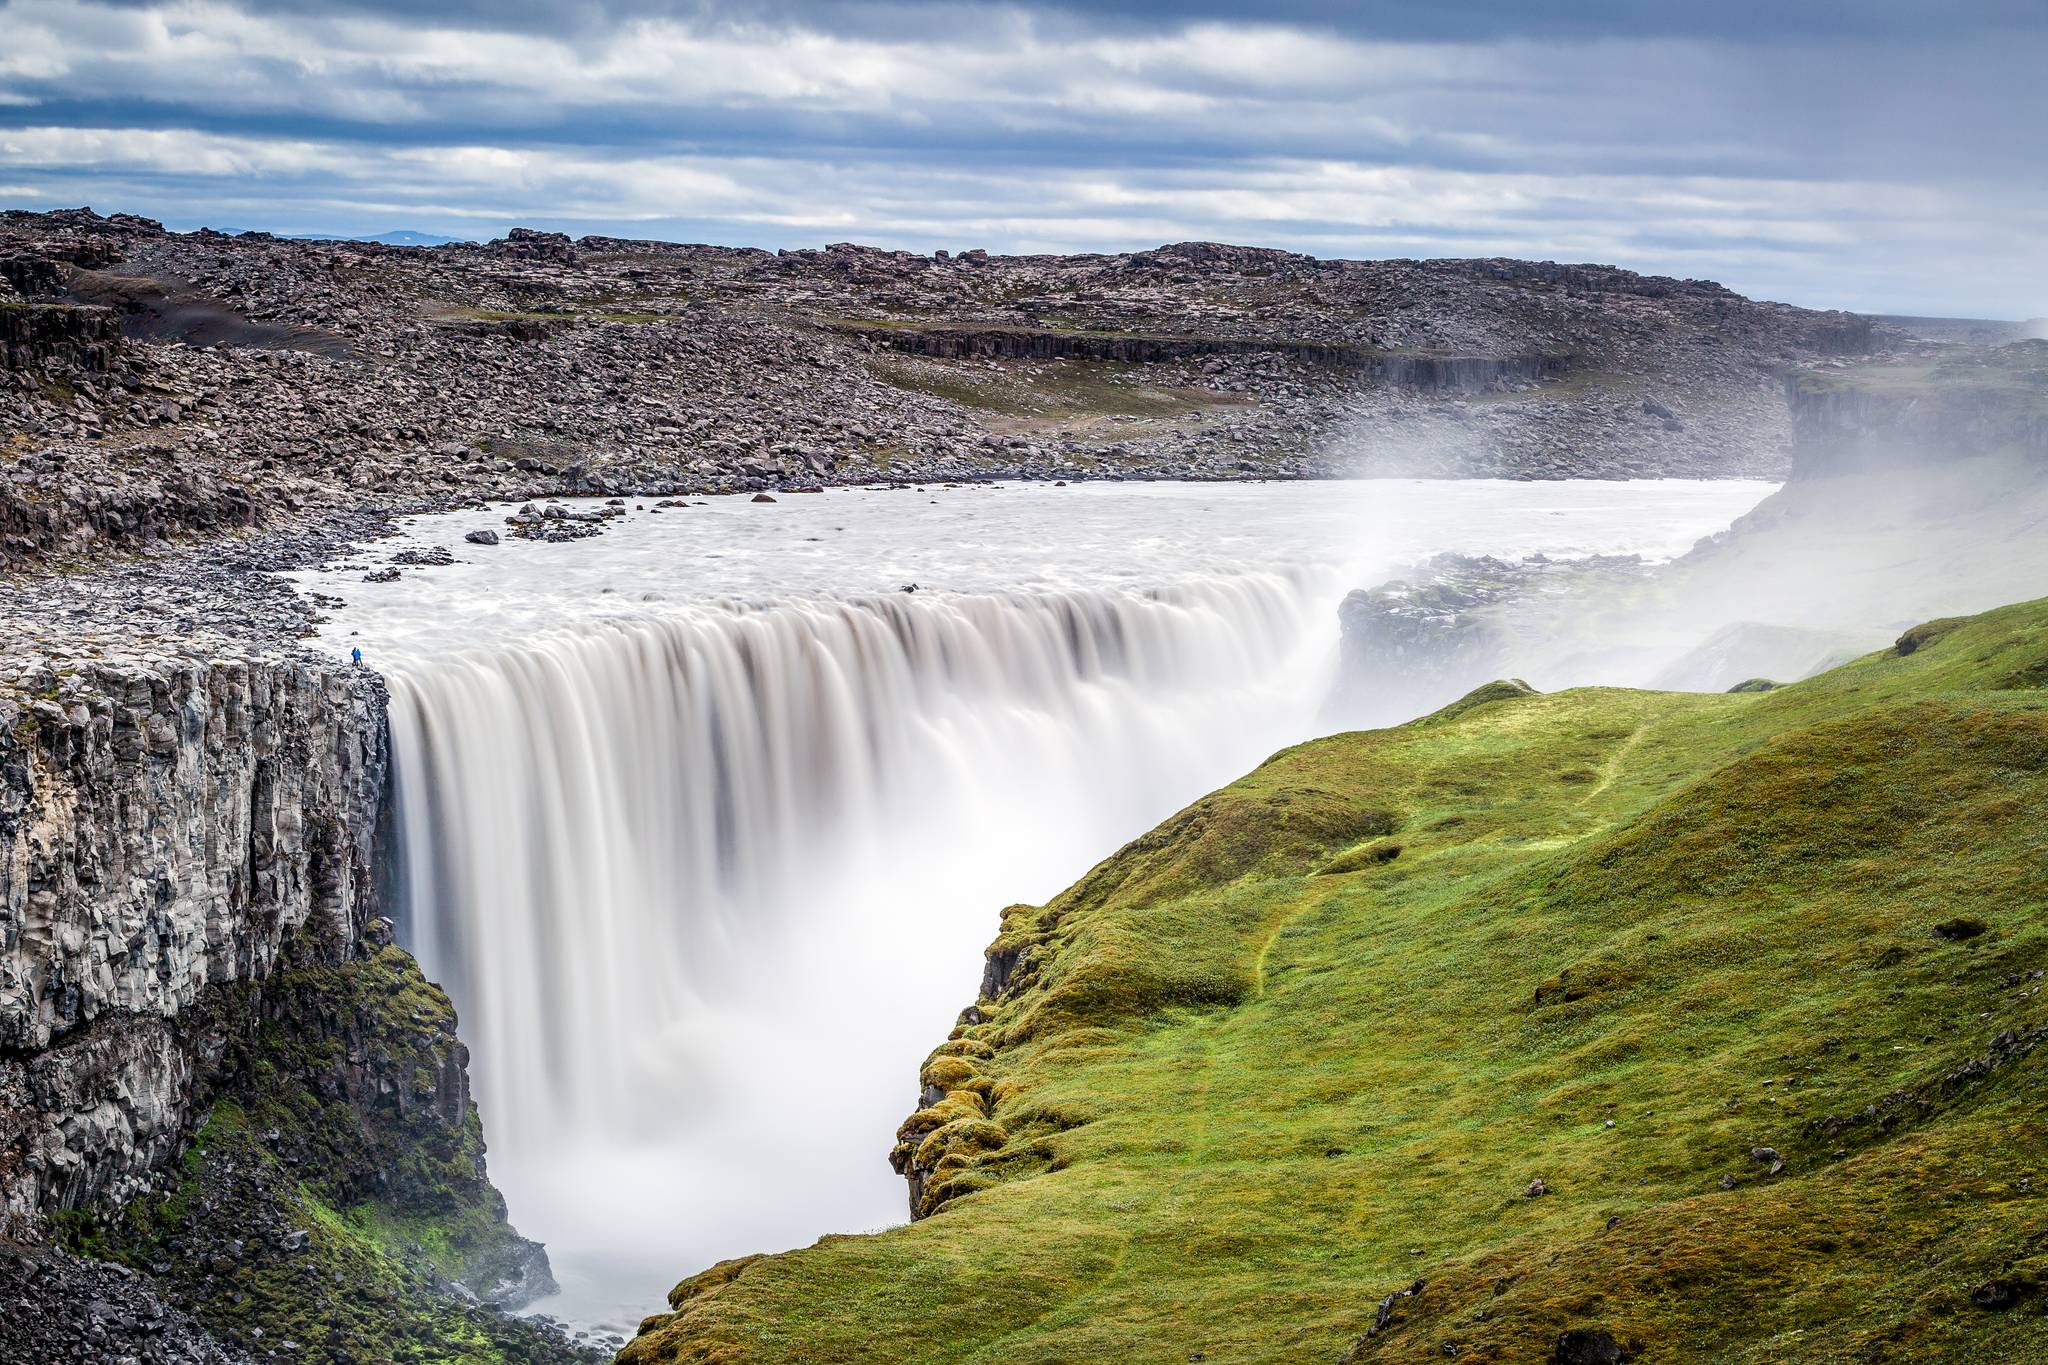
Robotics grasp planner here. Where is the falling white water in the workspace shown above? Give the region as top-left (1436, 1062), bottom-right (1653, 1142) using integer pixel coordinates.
top-left (388, 576), bottom-right (1324, 1137)
top-left (296, 478), bottom-right (1775, 1332)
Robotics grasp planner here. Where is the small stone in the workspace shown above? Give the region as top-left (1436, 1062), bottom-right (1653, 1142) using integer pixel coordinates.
top-left (1554, 1327), bottom-right (1628, 1364)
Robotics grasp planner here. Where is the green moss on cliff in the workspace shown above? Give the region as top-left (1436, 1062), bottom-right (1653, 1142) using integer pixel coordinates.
top-left (93, 1103), bottom-right (581, 1365)
top-left (66, 939), bottom-right (598, 1365)
top-left (623, 597), bottom-right (2048, 1365)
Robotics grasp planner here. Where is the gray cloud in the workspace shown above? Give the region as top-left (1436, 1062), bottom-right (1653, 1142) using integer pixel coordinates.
top-left (1, 0), bottom-right (2041, 316)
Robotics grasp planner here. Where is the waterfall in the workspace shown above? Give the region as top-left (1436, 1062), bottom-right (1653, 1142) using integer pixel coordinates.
top-left (381, 570), bottom-right (1339, 1321)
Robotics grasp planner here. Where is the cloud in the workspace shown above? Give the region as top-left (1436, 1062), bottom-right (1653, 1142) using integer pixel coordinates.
top-left (0, 0), bottom-right (2042, 317)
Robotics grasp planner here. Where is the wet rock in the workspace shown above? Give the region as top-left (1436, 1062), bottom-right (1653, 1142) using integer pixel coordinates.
top-left (1330, 553), bottom-right (1648, 723)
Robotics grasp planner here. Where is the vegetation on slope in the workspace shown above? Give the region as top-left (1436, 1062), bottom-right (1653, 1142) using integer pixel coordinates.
top-left (62, 936), bottom-right (602, 1365)
top-left (622, 597), bottom-right (2048, 1364)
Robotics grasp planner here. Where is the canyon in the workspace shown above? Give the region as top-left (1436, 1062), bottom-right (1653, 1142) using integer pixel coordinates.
top-left (4, 205), bottom-right (2046, 1363)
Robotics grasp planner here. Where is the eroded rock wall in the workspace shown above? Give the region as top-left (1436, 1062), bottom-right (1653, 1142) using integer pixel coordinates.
top-left (0, 656), bottom-right (384, 1232)
top-left (0, 301), bottom-right (123, 374)
top-left (1787, 344), bottom-right (2048, 478)
top-left (833, 320), bottom-right (1565, 392)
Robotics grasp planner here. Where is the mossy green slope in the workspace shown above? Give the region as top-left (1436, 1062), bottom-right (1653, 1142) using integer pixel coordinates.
top-left (623, 598), bottom-right (2048, 1365)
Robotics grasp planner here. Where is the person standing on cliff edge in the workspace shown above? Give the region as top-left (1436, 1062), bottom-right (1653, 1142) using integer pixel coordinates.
top-left (352, 646), bottom-right (362, 666)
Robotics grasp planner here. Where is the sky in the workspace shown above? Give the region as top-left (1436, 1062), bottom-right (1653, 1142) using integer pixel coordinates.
top-left (1, 1), bottom-right (2044, 317)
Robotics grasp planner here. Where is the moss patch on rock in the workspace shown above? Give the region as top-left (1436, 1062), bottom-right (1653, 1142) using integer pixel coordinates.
top-left (63, 934), bottom-right (602, 1365)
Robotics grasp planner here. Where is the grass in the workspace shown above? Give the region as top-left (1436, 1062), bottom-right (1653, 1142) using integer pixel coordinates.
top-left (621, 596), bottom-right (2048, 1364)
top-left (1792, 346), bottom-right (2048, 414)
top-left (865, 353), bottom-right (1252, 434)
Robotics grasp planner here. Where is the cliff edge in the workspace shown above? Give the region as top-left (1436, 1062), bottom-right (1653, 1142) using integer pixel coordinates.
top-left (1, 658), bottom-right (595, 1364)
top-left (624, 597), bottom-right (2048, 1364)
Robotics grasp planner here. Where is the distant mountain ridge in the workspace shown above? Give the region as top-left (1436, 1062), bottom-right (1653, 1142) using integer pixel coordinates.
top-left (283, 228), bottom-right (471, 247)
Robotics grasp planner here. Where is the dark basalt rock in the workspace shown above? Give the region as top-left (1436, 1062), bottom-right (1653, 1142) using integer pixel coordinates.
top-left (1970, 1278), bottom-right (2030, 1311)
top-left (64, 934), bottom-right (595, 1364)
top-left (0, 1241), bottom-right (250, 1365)
top-left (1554, 1327), bottom-right (1629, 1364)
top-left (0, 300), bottom-right (123, 373)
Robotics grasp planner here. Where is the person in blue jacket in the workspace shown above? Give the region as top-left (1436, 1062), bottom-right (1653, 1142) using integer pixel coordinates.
top-left (351, 647), bottom-right (362, 666)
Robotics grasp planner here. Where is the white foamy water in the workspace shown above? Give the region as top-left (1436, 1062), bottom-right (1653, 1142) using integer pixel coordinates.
top-left (296, 478), bottom-right (1772, 1332)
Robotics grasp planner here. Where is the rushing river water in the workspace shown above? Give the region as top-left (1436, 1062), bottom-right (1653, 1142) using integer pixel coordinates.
top-left (297, 478), bottom-right (1773, 1331)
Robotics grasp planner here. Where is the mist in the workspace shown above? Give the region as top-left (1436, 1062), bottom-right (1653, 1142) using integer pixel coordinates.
top-left (1326, 346), bottom-right (2048, 725)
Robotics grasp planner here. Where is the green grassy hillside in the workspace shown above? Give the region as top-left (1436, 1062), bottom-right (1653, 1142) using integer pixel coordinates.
top-left (622, 599), bottom-right (2048, 1365)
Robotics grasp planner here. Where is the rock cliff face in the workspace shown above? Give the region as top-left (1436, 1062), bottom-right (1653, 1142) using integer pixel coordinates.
top-left (1787, 342), bottom-right (2048, 478)
top-left (1, 655), bottom-right (590, 1361)
top-left (0, 301), bottom-right (123, 374)
top-left (832, 321), bottom-right (1565, 393)
top-left (0, 656), bottom-right (384, 1229)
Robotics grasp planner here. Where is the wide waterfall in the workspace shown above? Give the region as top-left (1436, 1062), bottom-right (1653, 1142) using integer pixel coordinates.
top-left (301, 478), bottom-right (1779, 1327)
top-left (384, 573), bottom-right (1341, 1323)
top-left (387, 575), bottom-right (1328, 1134)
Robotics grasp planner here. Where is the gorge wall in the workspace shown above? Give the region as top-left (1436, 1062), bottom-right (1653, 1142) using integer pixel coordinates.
top-left (1786, 342), bottom-right (2048, 478)
top-left (831, 321), bottom-right (1565, 393)
top-left (0, 654), bottom-right (592, 1362)
top-left (0, 657), bottom-right (384, 1230)
top-left (1, 657), bottom-right (383, 1229)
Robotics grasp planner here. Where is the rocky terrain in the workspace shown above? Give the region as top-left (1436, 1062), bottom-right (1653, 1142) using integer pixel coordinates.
top-left (0, 654), bottom-right (599, 1361)
top-left (0, 1237), bottom-right (249, 1364)
top-left (0, 202), bottom-right (1910, 684)
top-left (2, 206), bottom-right (1881, 582)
